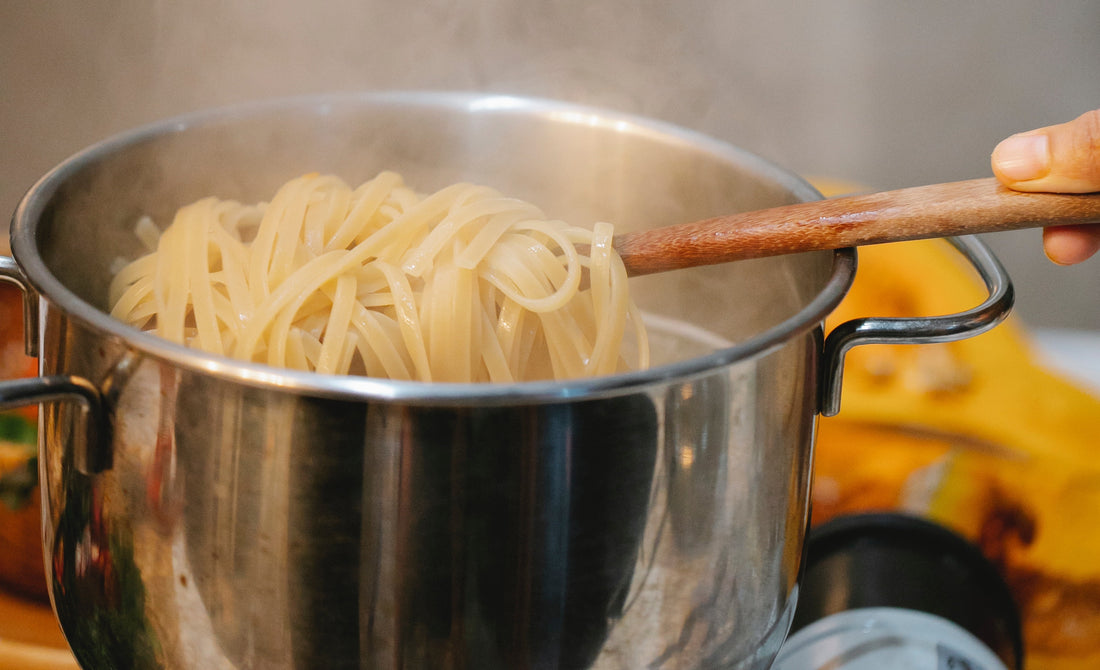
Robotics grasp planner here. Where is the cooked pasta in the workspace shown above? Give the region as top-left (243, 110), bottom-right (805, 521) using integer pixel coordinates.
top-left (108, 171), bottom-right (649, 382)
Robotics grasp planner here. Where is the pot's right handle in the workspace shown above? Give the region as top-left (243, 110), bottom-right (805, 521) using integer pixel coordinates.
top-left (819, 235), bottom-right (1014, 417)
top-left (0, 254), bottom-right (111, 473)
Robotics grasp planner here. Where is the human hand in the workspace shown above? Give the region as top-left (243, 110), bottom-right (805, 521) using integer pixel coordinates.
top-left (991, 110), bottom-right (1100, 264)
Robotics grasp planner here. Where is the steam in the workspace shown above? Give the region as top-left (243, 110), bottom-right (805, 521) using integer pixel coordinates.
top-left (136, 1), bottom-right (724, 124)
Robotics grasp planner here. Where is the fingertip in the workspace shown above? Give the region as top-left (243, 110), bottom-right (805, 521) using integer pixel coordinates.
top-left (1043, 225), bottom-right (1100, 265)
top-left (996, 110), bottom-right (1100, 193)
top-left (992, 133), bottom-right (1050, 184)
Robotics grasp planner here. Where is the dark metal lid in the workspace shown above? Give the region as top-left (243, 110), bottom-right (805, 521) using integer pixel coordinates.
top-left (793, 512), bottom-right (1025, 670)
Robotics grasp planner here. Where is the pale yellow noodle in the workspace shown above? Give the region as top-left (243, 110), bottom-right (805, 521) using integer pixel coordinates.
top-left (373, 261), bottom-right (431, 381)
top-left (316, 274), bottom-right (357, 374)
top-left (326, 171), bottom-right (402, 251)
top-left (350, 306), bottom-right (413, 380)
top-left (108, 171), bottom-right (649, 382)
top-left (184, 200), bottom-right (222, 354)
top-left (153, 209), bottom-right (191, 344)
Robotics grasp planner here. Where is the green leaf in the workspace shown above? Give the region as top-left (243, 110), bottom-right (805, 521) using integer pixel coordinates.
top-left (0, 412), bottom-right (37, 449)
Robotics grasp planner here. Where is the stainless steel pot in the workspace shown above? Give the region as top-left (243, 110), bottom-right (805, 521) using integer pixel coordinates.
top-left (0, 93), bottom-right (1012, 670)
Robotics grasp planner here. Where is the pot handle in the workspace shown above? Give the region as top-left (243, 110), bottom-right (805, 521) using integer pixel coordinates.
top-left (0, 255), bottom-right (39, 357)
top-left (0, 376), bottom-right (111, 473)
top-left (819, 235), bottom-right (1014, 417)
top-left (0, 254), bottom-right (111, 473)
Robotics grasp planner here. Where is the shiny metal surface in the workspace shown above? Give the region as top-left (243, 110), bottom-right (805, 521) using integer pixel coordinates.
top-left (2, 93), bottom-right (1005, 669)
top-left (818, 235), bottom-right (1014, 416)
top-left (0, 255), bottom-right (39, 355)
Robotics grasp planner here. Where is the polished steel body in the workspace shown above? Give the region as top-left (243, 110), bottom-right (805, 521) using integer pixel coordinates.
top-left (1, 93), bottom-right (1011, 669)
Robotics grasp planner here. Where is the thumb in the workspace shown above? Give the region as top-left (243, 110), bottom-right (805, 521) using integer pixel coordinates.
top-left (991, 109), bottom-right (1100, 193)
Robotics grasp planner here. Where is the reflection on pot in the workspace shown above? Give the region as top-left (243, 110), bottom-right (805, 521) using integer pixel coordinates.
top-left (51, 476), bottom-right (160, 668)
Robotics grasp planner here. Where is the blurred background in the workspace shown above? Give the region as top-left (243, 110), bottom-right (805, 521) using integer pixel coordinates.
top-left (2, 0), bottom-right (1098, 329)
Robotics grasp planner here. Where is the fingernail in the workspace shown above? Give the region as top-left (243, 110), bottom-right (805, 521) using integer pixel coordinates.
top-left (992, 133), bottom-right (1050, 182)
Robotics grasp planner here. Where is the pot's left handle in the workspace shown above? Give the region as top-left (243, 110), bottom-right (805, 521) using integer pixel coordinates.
top-left (0, 254), bottom-right (110, 474)
top-left (819, 235), bottom-right (1014, 417)
top-left (0, 255), bottom-right (39, 357)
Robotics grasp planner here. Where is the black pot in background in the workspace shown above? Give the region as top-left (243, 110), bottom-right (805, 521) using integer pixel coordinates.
top-left (788, 512), bottom-right (1024, 670)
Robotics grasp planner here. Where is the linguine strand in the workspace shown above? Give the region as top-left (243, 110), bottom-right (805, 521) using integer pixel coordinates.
top-left (109, 172), bottom-right (648, 382)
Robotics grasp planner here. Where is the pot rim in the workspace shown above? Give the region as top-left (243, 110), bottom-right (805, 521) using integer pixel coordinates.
top-left (10, 91), bottom-right (857, 404)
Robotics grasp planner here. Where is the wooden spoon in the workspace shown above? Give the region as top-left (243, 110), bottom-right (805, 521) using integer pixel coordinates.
top-left (615, 177), bottom-right (1100, 276)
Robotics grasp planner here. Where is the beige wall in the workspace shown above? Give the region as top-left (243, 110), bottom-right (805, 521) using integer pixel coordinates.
top-left (3, 1), bottom-right (1098, 328)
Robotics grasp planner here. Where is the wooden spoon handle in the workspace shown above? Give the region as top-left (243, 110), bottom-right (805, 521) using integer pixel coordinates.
top-left (614, 177), bottom-right (1100, 277)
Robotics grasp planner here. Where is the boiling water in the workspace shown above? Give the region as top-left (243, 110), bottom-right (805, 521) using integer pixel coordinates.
top-left (642, 311), bottom-right (737, 367)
